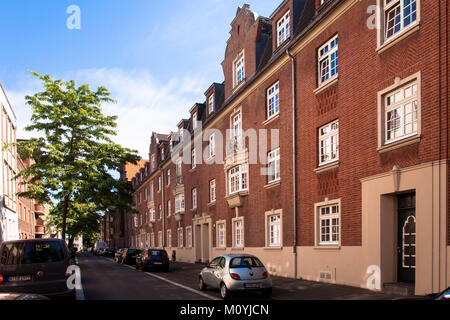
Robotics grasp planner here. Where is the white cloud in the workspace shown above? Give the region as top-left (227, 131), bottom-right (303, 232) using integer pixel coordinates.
top-left (6, 68), bottom-right (209, 158)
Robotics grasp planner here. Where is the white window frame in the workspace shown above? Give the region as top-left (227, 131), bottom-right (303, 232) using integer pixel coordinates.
top-left (209, 179), bottom-right (216, 203)
top-left (277, 11), bottom-right (290, 47)
top-left (382, 0), bottom-right (419, 43)
top-left (209, 133), bottom-right (216, 158)
top-left (317, 35), bottom-right (338, 87)
top-left (318, 120), bottom-right (339, 166)
top-left (158, 204), bottom-right (162, 220)
top-left (186, 227), bottom-right (192, 248)
top-left (150, 208), bottom-right (155, 222)
top-left (191, 148), bottom-right (196, 169)
top-left (228, 164), bottom-right (248, 195)
top-left (151, 232), bottom-right (155, 248)
top-left (315, 200), bottom-right (341, 247)
top-left (178, 228), bottom-right (184, 248)
top-left (158, 176), bottom-right (162, 192)
top-left (192, 188), bottom-right (197, 209)
top-left (266, 211), bottom-right (282, 247)
top-left (167, 200), bottom-right (171, 217)
top-left (192, 112), bottom-right (198, 130)
top-left (167, 229), bottom-right (172, 248)
top-left (208, 94), bottom-right (215, 114)
top-left (233, 50), bottom-right (245, 88)
top-left (158, 231), bottom-right (163, 248)
top-left (232, 218), bottom-right (244, 248)
top-left (267, 148), bottom-right (281, 184)
top-left (167, 169), bottom-right (171, 186)
top-left (267, 82), bottom-right (280, 120)
top-left (216, 221), bottom-right (226, 248)
top-left (175, 194), bottom-right (185, 213)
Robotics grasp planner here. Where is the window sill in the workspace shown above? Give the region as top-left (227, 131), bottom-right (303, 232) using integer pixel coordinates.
top-left (190, 208), bottom-right (197, 213)
top-left (377, 135), bottom-right (422, 154)
top-left (264, 180), bottom-right (281, 190)
top-left (314, 161), bottom-right (340, 174)
top-left (232, 80), bottom-right (246, 93)
top-left (313, 77), bottom-right (338, 96)
top-left (377, 23), bottom-right (421, 55)
top-left (314, 245), bottom-right (341, 250)
top-left (208, 201), bottom-right (216, 208)
top-left (216, 247), bottom-right (227, 251)
top-left (264, 246), bottom-right (283, 251)
top-left (231, 247), bottom-right (245, 251)
top-left (189, 168), bottom-right (197, 173)
top-left (262, 113), bottom-right (280, 126)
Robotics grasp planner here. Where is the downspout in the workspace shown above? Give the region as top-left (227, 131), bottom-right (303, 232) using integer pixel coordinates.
top-left (286, 48), bottom-right (298, 279)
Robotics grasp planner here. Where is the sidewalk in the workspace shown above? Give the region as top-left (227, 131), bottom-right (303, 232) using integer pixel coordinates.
top-left (157, 261), bottom-right (400, 300)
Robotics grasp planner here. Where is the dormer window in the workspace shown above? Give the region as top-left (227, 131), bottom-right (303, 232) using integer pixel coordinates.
top-left (277, 11), bottom-right (290, 47)
top-left (208, 94), bottom-right (215, 114)
top-left (233, 50), bottom-right (245, 88)
top-left (151, 154), bottom-right (156, 170)
top-left (192, 112), bottom-right (198, 130)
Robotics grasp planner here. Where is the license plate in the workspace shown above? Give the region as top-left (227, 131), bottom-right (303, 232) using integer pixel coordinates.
top-left (244, 283), bottom-right (261, 289)
top-left (153, 262), bottom-right (163, 265)
top-left (8, 275), bottom-right (32, 282)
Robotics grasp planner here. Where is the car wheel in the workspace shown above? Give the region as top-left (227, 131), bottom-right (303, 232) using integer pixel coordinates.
top-left (199, 277), bottom-right (207, 291)
top-left (220, 283), bottom-right (230, 300)
top-left (261, 288), bottom-right (272, 298)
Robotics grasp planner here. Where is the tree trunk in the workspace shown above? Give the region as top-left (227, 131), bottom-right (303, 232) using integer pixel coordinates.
top-left (61, 196), bottom-right (69, 242)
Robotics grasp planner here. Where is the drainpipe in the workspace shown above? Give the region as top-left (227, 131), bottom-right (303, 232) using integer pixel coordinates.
top-left (286, 48), bottom-right (298, 279)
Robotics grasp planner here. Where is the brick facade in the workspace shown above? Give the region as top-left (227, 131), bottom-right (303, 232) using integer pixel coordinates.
top-left (122, 0), bottom-right (449, 295)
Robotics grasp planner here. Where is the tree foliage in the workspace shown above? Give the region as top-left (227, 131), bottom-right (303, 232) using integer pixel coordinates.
top-left (15, 71), bottom-right (139, 241)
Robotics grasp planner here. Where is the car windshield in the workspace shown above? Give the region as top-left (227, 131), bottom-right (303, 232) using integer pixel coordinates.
top-left (230, 257), bottom-right (264, 268)
top-left (0, 241), bottom-right (64, 265)
top-left (149, 250), bottom-right (167, 257)
top-left (127, 249), bottom-right (137, 254)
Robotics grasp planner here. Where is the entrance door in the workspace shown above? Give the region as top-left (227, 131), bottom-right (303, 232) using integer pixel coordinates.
top-left (397, 193), bottom-right (416, 283)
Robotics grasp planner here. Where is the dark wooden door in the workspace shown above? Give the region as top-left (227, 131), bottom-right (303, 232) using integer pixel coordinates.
top-left (397, 193), bottom-right (416, 283)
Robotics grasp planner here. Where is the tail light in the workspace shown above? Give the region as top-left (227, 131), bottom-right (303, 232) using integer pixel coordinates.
top-left (230, 273), bottom-right (241, 280)
top-left (262, 271), bottom-right (268, 279)
top-left (144, 251), bottom-right (149, 259)
top-left (0, 274), bottom-right (3, 285)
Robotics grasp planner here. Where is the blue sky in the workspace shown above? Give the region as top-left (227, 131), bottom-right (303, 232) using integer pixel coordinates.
top-left (0, 0), bottom-right (277, 157)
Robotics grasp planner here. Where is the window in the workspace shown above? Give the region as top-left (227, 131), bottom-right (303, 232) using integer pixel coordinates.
top-left (277, 11), bottom-right (290, 47)
top-left (230, 112), bottom-right (243, 151)
top-left (208, 94), bottom-right (215, 114)
top-left (267, 82), bottom-right (280, 119)
top-left (209, 133), bottom-right (216, 158)
top-left (268, 214), bottom-right (281, 247)
top-left (158, 176), bottom-right (162, 192)
top-left (383, 0), bottom-right (418, 41)
top-left (318, 120), bottom-right (339, 166)
top-left (233, 219), bottom-right (244, 248)
top-left (167, 200), bottom-right (171, 217)
top-left (384, 81), bottom-right (418, 144)
top-left (217, 222), bottom-right (226, 248)
top-left (228, 164), bottom-right (248, 195)
top-left (186, 227), bottom-right (192, 248)
top-left (210, 179), bottom-right (216, 203)
top-left (167, 169), bottom-right (171, 186)
top-left (233, 51), bottom-right (245, 88)
top-left (191, 149), bottom-right (196, 169)
top-left (158, 231), bottom-right (163, 248)
top-left (151, 233), bottom-right (155, 248)
top-left (167, 230), bottom-right (172, 248)
top-left (192, 112), bottom-right (198, 130)
top-left (178, 228), bottom-right (184, 248)
top-left (192, 188), bottom-right (197, 209)
top-left (318, 35), bottom-right (338, 87)
top-left (150, 183), bottom-right (154, 201)
top-left (175, 194), bottom-right (185, 213)
top-left (318, 203), bottom-right (340, 246)
top-left (267, 148), bottom-right (280, 183)
top-left (158, 204), bottom-right (162, 219)
top-left (151, 154), bottom-right (155, 169)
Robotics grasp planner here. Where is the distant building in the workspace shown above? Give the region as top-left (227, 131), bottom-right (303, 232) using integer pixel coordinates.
top-left (0, 83), bottom-right (18, 243)
top-left (16, 150), bottom-right (35, 239)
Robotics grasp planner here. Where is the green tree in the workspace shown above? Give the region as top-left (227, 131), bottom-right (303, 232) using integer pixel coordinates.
top-left (15, 71), bottom-right (139, 242)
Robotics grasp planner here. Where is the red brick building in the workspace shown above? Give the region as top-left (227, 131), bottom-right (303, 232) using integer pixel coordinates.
top-left (124, 0), bottom-right (448, 296)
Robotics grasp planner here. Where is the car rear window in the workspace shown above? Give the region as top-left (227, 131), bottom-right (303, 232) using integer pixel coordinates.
top-left (230, 257), bottom-right (264, 268)
top-left (0, 241), bottom-right (65, 265)
top-left (149, 250), bottom-right (167, 257)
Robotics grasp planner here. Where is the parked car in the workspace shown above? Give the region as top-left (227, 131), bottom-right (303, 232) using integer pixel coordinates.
top-left (114, 249), bottom-right (125, 263)
top-left (121, 248), bottom-right (139, 265)
top-left (136, 249), bottom-right (169, 272)
top-left (199, 254), bottom-right (272, 299)
top-left (0, 293), bottom-right (50, 300)
top-left (97, 248), bottom-right (106, 256)
top-left (433, 287), bottom-right (450, 300)
top-left (103, 248), bottom-right (115, 257)
top-left (0, 239), bottom-right (76, 300)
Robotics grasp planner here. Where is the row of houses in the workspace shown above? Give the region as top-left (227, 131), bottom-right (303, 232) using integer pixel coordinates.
top-left (0, 84), bottom-right (49, 243)
top-left (108, 0), bottom-right (449, 296)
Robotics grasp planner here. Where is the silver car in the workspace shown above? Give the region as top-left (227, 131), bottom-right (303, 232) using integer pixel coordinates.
top-left (199, 254), bottom-right (272, 299)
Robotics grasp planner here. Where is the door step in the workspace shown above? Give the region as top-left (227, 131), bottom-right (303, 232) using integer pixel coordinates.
top-left (384, 283), bottom-right (415, 296)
